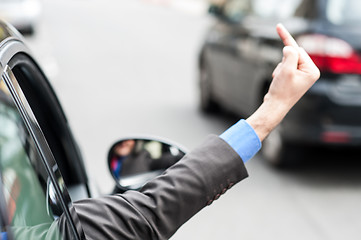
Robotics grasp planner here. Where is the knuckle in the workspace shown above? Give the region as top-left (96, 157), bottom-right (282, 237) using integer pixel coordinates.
top-left (311, 68), bottom-right (321, 80)
top-left (283, 46), bottom-right (297, 56)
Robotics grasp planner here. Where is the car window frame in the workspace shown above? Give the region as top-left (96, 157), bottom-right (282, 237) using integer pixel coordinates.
top-left (0, 24), bottom-right (86, 239)
top-left (1, 66), bottom-right (85, 239)
top-left (7, 53), bottom-right (89, 192)
top-left (0, 87), bottom-right (61, 238)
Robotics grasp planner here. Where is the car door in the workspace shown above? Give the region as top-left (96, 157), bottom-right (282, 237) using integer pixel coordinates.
top-left (230, 0), bottom-right (282, 113)
top-left (218, 0), bottom-right (288, 115)
top-left (0, 21), bottom-right (87, 239)
top-left (205, 0), bottom-right (254, 114)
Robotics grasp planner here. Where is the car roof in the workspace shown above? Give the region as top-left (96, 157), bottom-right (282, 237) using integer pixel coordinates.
top-left (0, 20), bottom-right (31, 70)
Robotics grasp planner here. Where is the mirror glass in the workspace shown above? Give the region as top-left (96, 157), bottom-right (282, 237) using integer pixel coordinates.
top-left (108, 138), bottom-right (186, 192)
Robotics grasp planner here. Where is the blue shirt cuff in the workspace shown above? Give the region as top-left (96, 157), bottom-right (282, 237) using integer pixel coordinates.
top-left (1, 232), bottom-right (8, 240)
top-left (220, 119), bottom-right (261, 163)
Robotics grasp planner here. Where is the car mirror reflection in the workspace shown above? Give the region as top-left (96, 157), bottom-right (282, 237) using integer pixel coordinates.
top-left (107, 137), bottom-right (186, 193)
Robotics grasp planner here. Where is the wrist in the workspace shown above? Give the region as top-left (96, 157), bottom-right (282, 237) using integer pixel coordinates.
top-left (246, 98), bottom-right (290, 141)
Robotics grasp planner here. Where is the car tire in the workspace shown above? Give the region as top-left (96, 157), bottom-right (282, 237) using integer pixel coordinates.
top-left (199, 61), bottom-right (218, 113)
top-left (261, 124), bottom-right (295, 167)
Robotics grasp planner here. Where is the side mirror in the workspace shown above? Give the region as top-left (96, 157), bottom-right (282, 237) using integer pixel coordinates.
top-left (108, 137), bottom-right (187, 193)
top-left (208, 4), bottom-right (223, 17)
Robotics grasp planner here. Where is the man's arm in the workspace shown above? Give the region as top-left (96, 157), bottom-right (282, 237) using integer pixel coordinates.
top-left (73, 135), bottom-right (247, 240)
top-left (72, 24), bottom-right (320, 240)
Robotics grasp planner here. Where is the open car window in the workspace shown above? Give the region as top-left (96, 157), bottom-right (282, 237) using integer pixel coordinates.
top-left (7, 53), bottom-right (89, 195)
top-left (0, 67), bottom-right (83, 239)
top-left (0, 81), bottom-right (63, 239)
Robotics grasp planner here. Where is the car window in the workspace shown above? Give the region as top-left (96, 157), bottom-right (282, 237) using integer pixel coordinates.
top-left (0, 71), bottom-right (82, 239)
top-left (326, 0), bottom-right (361, 25)
top-left (253, 0), bottom-right (305, 18)
top-left (223, 0), bottom-right (252, 22)
top-left (223, 0), bottom-right (304, 22)
top-left (7, 53), bottom-right (88, 190)
top-left (273, 0), bottom-right (303, 18)
top-left (0, 85), bottom-right (61, 238)
top-left (252, 0), bottom-right (280, 18)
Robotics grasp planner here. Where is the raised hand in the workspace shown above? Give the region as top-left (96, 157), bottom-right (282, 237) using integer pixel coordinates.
top-left (267, 23), bottom-right (320, 111)
top-left (246, 24), bottom-right (320, 141)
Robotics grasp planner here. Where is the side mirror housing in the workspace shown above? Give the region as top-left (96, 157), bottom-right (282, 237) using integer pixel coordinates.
top-left (107, 137), bottom-right (187, 193)
top-left (208, 4), bottom-right (223, 17)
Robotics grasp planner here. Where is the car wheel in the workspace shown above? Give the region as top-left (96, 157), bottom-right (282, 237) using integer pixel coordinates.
top-left (199, 61), bottom-right (218, 112)
top-left (261, 124), bottom-right (293, 167)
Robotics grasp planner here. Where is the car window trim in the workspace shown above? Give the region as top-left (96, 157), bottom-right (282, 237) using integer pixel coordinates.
top-left (8, 53), bottom-right (90, 191)
top-left (1, 66), bottom-right (82, 240)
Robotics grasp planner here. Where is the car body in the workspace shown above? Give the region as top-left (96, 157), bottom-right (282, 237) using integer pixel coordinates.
top-left (0, 0), bottom-right (41, 34)
top-left (198, 0), bottom-right (361, 165)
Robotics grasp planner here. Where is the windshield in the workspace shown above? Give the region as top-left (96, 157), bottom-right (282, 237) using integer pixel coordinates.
top-left (326, 0), bottom-right (361, 25)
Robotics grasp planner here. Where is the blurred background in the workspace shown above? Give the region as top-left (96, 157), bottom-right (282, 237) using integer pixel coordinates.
top-left (2, 0), bottom-right (361, 239)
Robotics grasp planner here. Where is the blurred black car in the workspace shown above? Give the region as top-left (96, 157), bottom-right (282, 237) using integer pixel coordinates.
top-left (198, 0), bottom-right (361, 166)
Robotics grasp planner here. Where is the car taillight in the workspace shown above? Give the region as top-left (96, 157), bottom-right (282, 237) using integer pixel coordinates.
top-left (321, 131), bottom-right (350, 143)
top-left (297, 34), bottom-right (361, 74)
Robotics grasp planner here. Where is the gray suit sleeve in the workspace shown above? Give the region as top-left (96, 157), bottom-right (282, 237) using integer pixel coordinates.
top-left (73, 135), bottom-right (249, 240)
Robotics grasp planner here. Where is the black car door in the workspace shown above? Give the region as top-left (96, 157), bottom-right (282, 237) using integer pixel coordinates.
top-left (206, 0), bottom-right (254, 113)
